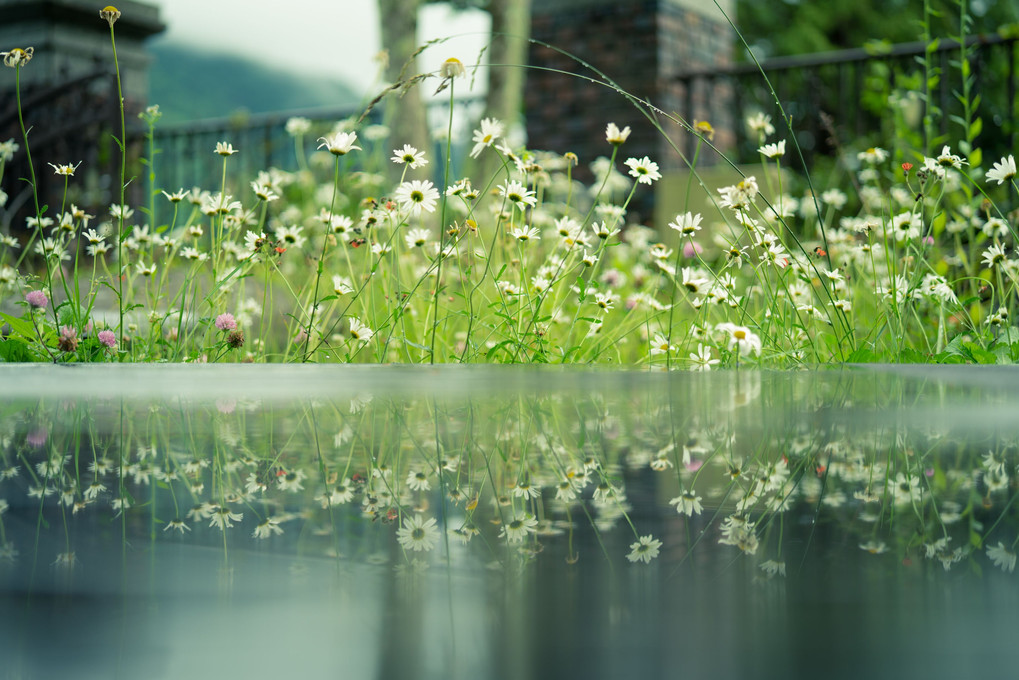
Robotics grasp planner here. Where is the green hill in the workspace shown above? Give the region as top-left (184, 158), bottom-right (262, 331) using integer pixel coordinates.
top-left (147, 41), bottom-right (361, 124)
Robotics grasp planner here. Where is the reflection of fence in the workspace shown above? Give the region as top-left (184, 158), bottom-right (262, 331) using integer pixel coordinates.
top-left (673, 35), bottom-right (1018, 165)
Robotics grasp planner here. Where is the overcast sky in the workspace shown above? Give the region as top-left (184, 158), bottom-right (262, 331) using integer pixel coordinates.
top-left (150, 0), bottom-right (490, 96)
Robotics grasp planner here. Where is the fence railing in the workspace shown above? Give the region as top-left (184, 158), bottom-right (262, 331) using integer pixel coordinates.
top-left (5, 35), bottom-right (1016, 232)
top-left (672, 34), bottom-right (1018, 166)
top-left (0, 68), bottom-right (120, 226)
top-left (141, 97), bottom-right (487, 197)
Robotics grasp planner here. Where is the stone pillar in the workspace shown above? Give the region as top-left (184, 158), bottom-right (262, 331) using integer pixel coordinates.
top-left (0, 0), bottom-right (164, 104)
top-left (0, 0), bottom-right (164, 231)
top-left (526, 0), bottom-right (735, 185)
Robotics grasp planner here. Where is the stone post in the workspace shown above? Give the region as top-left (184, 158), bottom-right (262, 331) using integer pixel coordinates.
top-left (0, 0), bottom-right (164, 105)
top-left (526, 0), bottom-right (736, 217)
top-left (0, 0), bottom-right (164, 231)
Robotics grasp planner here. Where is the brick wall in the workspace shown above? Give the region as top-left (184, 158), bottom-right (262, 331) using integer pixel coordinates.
top-left (526, 0), bottom-right (735, 189)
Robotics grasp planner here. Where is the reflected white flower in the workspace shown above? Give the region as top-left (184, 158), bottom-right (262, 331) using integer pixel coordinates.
top-left (554, 479), bottom-right (579, 502)
top-left (209, 506), bottom-right (243, 530)
top-left (163, 519), bottom-right (190, 534)
top-left (406, 469), bottom-right (431, 492)
top-left (986, 541), bottom-right (1016, 573)
top-left (500, 514), bottom-right (538, 543)
top-left (859, 540), bottom-right (887, 554)
top-left (253, 517), bottom-right (284, 539)
top-left (396, 514), bottom-right (439, 552)
top-left (627, 535), bottom-right (662, 564)
top-left (669, 490), bottom-right (703, 516)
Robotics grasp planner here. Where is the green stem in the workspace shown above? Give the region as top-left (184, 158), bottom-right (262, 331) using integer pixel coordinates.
top-left (303, 157), bottom-right (341, 362)
top-left (12, 64), bottom-right (42, 270)
top-left (430, 80), bottom-right (456, 364)
top-left (108, 22), bottom-right (128, 347)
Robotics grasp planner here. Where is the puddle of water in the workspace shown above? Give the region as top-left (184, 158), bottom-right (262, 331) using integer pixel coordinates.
top-left (2, 365), bottom-right (1018, 679)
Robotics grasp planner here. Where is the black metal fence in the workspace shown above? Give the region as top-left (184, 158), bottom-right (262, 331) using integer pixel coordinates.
top-left (142, 97), bottom-right (487, 198)
top-left (1, 88), bottom-right (484, 232)
top-left (0, 68), bottom-right (121, 227)
top-left (4, 34), bottom-right (1017, 233)
top-left (673, 34), bottom-right (1018, 166)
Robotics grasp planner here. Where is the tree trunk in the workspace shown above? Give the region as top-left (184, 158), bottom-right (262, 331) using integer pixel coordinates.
top-left (474, 0), bottom-right (531, 183)
top-left (377, 0), bottom-right (430, 173)
top-left (485, 0), bottom-right (531, 130)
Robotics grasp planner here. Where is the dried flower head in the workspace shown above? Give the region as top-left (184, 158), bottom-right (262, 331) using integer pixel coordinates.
top-left (440, 57), bottom-right (466, 79)
top-left (100, 6), bottom-right (121, 26)
top-left (694, 120), bottom-right (715, 141)
top-left (1, 47), bottom-right (33, 68)
top-left (58, 326), bottom-right (79, 353)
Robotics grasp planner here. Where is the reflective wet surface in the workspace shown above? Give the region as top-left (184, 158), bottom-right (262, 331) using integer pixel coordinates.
top-left (1, 365), bottom-right (1018, 679)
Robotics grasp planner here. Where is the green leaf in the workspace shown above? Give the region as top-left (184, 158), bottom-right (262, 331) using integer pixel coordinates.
top-left (846, 347), bottom-right (878, 363)
top-left (0, 337), bottom-right (36, 362)
top-left (575, 275), bottom-right (587, 301)
top-left (0, 311), bottom-right (35, 339)
top-left (991, 343), bottom-right (1013, 364)
top-left (969, 147), bottom-right (982, 169)
top-left (896, 347), bottom-right (928, 363)
top-left (485, 340), bottom-right (514, 359)
top-left (969, 117), bottom-right (982, 138)
top-left (402, 338), bottom-right (430, 352)
top-left (962, 341), bottom-right (997, 364)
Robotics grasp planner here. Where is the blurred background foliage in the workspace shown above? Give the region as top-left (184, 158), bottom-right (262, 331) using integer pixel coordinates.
top-left (736, 0), bottom-right (1019, 60)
